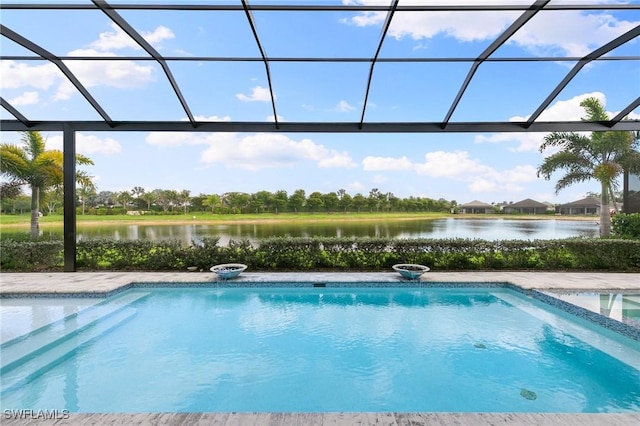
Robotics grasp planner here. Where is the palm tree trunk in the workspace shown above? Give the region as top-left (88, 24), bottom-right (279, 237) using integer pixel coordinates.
top-left (600, 181), bottom-right (611, 237)
top-left (30, 186), bottom-right (40, 239)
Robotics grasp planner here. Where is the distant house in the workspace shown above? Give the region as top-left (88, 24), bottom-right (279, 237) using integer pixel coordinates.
top-left (558, 197), bottom-right (621, 215)
top-left (502, 198), bottom-right (549, 214)
top-left (559, 197), bottom-right (600, 215)
top-left (458, 200), bottom-right (494, 214)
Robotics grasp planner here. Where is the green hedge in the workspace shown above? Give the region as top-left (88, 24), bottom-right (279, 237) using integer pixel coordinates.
top-left (612, 213), bottom-right (640, 239)
top-left (1, 237), bottom-right (639, 272)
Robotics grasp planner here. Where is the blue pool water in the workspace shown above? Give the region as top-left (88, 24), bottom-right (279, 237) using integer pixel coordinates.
top-left (1, 286), bottom-right (639, 413)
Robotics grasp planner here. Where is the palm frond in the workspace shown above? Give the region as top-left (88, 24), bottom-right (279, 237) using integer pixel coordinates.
top-left (554, 172), bottom-right (592, 194)
top-left (537, 151), bottom-right (593, 179)
top-left (20, 131), bottom-right (46, 160)
top-left (0, 143), bottom-right (30, 180)
top-left (76, 153), bottom-right (94, 166)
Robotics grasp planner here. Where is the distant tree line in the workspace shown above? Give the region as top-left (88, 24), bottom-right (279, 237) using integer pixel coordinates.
top-left (1, 186), bottom-right (458, 215)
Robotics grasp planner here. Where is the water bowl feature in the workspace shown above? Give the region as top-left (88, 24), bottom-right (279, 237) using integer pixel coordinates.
top-left (392, 264), bottom-right (430, 279)
top-left (210, 263), bottom-right (248, 280)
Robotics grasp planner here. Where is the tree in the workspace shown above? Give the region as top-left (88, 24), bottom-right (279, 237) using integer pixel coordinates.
top-left (273, 190), bottom-right (288, 213)
top-left (289, 189), bottom-right (306, 213)
top-left (117, 191), bottom-right (133, 212)
top-left (307, 191), bottom-right (324, 212)
top-left (0, 181), bottom-right (23, 202)
top-left (537, 97), bottom-right (640, 237)
top-left (203, 194), bottom-right (222, 213)
top-left (95, 190), bottom-right (116, 208)
top-left (352, 193), bottom-right (367, 212)
top-left (222, 192), bottom-right (250, 214)
top-left (177, 189), bottom-right (191, 213)
top-left (77, 183), bottom-right (97, 215)
top-left (367, 188), bottom-right (381, 212)
top-left (140, 191), bottom-right (157, 211)
top-left (45, 185), bottom-right (63, 215)
top-left (323, 192), bottom-right (339, 212)
top-left (0, 131), bottom-right (93, 238)
top-left (131, 186), bottom-right (145, 209)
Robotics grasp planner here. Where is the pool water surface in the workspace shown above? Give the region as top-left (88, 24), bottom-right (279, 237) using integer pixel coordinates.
top-left (1, 286), bottom-right (639, 413)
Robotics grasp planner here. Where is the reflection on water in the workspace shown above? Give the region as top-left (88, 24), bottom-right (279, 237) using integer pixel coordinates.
top-left (20, 218), bottom-right (601, 246)
top-left (545, 292), bottom-right (640, 330)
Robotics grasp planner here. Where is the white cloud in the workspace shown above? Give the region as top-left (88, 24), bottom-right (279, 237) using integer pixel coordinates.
top-left (193, 115), bottom-right (232, 122)
top-left (147, 130), bottom-right (356, 170)
top-left (146, 115), bottom-right (231, 146)
top-left (90, 23), bottom-right (175, 51)
top-left (503, 165), bottom-right (538, 183)
top-left (415, 150), bottom-right (496, 179)
top-left (200, 133), bottom-right (355, 170)
top-left (364, 150), bottom-right (535, 194)
top-left (414, 151), bottom-right (536, 194)
top-left (347, 181), bottom-right (365, 192)
top-left (318, 151), bottom-right (356, 168)
top-left (1, 22), bottom-right (170, 101)
top-left (344, 1), bottom-right (639, 57)
top-left (474, 92), bottom-right (608, 152)
top-left (0, 61), bottom-right (59, 90)
top-left (334, 100), bottom-right (356, 112)
top-left (64, 49), bottom-right (155, 90)
top-left (362, 155), bottom-right (413, 171)
top-left (267, 115), bottom-right (285, 122)
top-left (511, 11), bottom-right (638, 57)
top-left (48, 133), bottom-right (122, 155)
top-left (236, 86), bottom-right (272, 102)
top-left (9, 91), bottom-right (39, 106)
top-left (146, 132), bottom-right (209, 147)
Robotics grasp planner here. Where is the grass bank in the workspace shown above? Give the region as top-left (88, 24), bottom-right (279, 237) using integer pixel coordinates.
top-left (0, 211), bottom-right (450, 228)
top-left (0, 211), bottom-right (598, 229)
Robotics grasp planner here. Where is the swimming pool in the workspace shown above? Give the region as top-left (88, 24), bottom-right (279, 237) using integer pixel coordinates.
top-left (1, 284), bottom-right (639, 413)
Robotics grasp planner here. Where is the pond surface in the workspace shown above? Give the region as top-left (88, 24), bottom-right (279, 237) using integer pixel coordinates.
top-left (25, 217), bottom-right (600, 246)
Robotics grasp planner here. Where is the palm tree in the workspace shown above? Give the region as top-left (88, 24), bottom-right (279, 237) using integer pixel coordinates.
top-left (537, 97), bottom-right (640, 237)
top-left (131, 186), bottom-right (145, 209)
top-left (77, 183), bottom-right (97, 215)
top-left (177, 189), bottom-right (191, 213)
top-left (0, 131), bottom-right (94, 238)
top-left (140, 191), bottom-right (157, 211)
top-left (203, 194), bottom-right (222, 213)
top-left (117, 191), bottom-right (133, 211)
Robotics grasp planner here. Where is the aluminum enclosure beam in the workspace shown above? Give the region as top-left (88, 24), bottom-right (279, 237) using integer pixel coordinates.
top-left (92, 0), bottom-right (196, 127)
top-left (2, 3), bottom-right (639, 12)
top-left (442, 0), bottom-right (549, 127)
top-left (0, 25), bottom-right (114, 126)
top-left (359, 0), bottom-right (399, 128)
top-left (63, 127), bottom-right (76, 272)
top-left (2, 120), bottom-right (639, 133)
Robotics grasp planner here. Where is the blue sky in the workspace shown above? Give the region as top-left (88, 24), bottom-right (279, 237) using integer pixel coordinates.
top-left (1, 0), bottom-right (639, 205)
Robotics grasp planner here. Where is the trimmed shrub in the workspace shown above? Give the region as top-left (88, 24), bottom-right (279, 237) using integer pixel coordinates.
top-left (2, 237), bottom-right (639, 272)
top-left (612, 213), bottom-right (640, 239)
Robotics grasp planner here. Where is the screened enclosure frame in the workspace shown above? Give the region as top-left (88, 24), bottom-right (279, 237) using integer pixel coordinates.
top-left (1, 1), bottom-right (640, 271)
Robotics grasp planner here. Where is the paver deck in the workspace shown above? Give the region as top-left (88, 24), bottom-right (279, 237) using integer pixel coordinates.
top-left (1, 271), bottom-right (639, 425)
top-left (1, 271), bottom-right (639, 295)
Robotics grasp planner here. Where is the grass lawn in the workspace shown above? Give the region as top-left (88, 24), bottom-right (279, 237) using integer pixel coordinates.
top-left (0, 211), bottom-right (451, 228)
top-left (0, 211), bottom-right (595, 230)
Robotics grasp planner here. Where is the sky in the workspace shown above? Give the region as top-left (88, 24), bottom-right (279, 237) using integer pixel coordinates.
top-left (1, 0), bottom-right (639, 205)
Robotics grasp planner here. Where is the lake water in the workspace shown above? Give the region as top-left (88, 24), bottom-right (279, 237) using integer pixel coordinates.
top-left (26, 218), bottom-right (600, 246)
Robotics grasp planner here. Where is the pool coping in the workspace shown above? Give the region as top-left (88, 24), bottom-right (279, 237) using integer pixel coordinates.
top-left (1, 271), bottom-right (640, 425)
top-left (2, 412), bottom-right (640, 425)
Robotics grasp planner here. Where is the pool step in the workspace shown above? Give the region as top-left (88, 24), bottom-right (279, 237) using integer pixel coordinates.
top-left (0, 292), bottom-right (149, 373)
top-left (0, 307), bottom-right (137, 395)
top-left (491, 292), bottom-right (640, 371)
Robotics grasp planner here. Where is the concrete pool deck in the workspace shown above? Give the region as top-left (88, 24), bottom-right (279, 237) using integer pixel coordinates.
top-left (1, 271), bottom-right (639, 295)
top-left (1, 271), bottom-right (639, 425)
